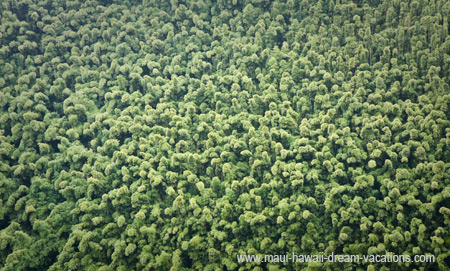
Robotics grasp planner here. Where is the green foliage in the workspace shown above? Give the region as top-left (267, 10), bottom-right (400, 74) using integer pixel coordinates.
top-left (0, 0), bottom-right (449, 270)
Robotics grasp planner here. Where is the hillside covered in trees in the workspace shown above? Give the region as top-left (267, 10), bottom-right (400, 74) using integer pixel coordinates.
top-left (1, 0), bottom-right (450, 270)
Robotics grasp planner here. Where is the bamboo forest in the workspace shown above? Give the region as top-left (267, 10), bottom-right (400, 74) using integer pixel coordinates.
top-left (0, 0), bottom-right (450, 270)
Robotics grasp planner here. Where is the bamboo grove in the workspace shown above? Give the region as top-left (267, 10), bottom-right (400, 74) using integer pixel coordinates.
top-left (0, 0), bottom-right (450, 270)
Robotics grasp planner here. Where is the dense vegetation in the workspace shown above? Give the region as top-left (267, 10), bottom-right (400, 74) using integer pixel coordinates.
top-left (1, 0), bottom-right (450, 270)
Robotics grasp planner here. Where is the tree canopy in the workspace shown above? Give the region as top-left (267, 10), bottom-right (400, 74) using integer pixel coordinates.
top-left (0, 0), bottom-right (450, 270)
